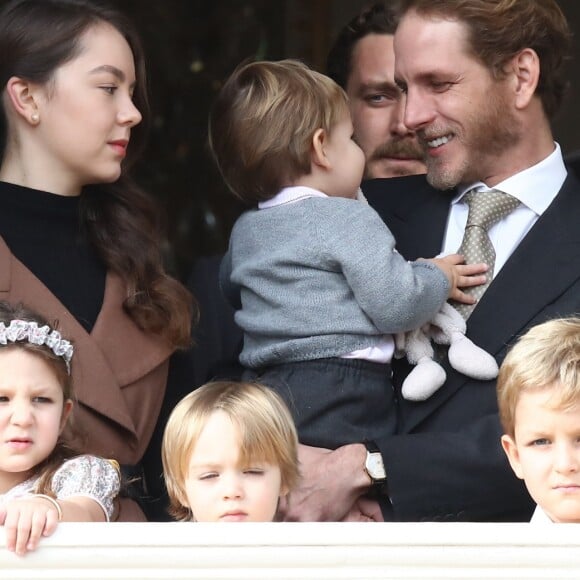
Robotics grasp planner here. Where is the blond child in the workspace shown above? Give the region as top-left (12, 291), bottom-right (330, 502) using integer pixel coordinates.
top-left (210, 59), bottom-right (486, 453)
top-left (162, 381), bottom-right (299, 522)
top-left (0, 302), bottom-right (120, 555)
top-left (498, 317), bottom-right (580, 523)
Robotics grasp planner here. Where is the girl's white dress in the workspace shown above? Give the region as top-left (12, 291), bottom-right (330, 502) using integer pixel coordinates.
top-left (1, 454), bottom-right (120, 520)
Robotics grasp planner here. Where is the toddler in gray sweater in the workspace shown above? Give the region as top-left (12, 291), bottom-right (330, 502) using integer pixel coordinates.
top-left (209, 60), bottom-right (486, 452)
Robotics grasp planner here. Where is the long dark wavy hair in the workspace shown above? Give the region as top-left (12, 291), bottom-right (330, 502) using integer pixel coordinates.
top-left (0, 0), bottom-right (194, 347)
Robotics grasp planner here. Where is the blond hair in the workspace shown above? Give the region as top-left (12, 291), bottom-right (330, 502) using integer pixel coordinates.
top-left (162, 381), bottom-right (300, 521)
top-left (208, 59), bottom-right (350, 203)
top-left (497, 317), bottom-right (580, 438)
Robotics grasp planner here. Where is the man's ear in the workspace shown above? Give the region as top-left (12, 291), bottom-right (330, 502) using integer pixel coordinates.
top-left (500, 434), bottom-right (524, 480)
top-left (508, 48), bottom-right (540, 111)
top-left (311, 128), bottom-right (331, 169)
top-left (4, 76), bottom-right (42, 125)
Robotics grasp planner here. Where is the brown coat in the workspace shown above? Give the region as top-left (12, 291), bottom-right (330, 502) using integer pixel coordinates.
top-left (0, 237), bottom-right (173, 521)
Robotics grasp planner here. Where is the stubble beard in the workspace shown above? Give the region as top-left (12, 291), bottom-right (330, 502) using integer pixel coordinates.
top-left (424, 90), bottom-right (522, 191)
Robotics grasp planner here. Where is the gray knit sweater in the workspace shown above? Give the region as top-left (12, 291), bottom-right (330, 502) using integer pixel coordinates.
top-left (220, 196), bottom-right (449, 368)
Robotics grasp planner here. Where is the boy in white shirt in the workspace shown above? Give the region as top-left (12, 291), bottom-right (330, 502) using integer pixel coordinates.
top-left (498, 318), bottom-right (580, 523)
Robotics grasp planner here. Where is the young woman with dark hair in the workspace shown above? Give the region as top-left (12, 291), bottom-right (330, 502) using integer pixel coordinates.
top-left (0, 0), bottom-right (196, 521)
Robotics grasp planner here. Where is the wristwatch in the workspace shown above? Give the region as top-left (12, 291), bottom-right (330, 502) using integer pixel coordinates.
top-left (364, 440), bottom-right (388, 492)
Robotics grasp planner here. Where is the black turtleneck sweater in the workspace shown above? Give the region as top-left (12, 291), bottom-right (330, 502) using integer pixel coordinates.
top-left (0, 181), bottom-right (106, 332)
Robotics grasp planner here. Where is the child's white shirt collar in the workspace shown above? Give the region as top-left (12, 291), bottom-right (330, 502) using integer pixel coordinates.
top-left (258, 186), bottom-right (327, 209)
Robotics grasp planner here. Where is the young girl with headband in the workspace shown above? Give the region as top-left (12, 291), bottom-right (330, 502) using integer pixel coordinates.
top-left (0, 302), bottom-right (120, 556)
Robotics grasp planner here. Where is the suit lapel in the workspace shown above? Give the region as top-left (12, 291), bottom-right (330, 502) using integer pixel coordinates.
top-left (467, 174), bottom-right (580, 353)
top-left (368, 173), bottom-right (580, 431)
top-left (91, 274), bottom-right (172, 386)
top-left (364, 175), bottom-right (450, 259)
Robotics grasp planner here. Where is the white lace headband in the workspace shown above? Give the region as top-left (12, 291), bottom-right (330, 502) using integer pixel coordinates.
top-left (0, 320), bottom-right (74, 373)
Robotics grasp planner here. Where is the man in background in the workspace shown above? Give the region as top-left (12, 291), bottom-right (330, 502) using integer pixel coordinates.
top-left (326, 2), bottom-right (425, 178)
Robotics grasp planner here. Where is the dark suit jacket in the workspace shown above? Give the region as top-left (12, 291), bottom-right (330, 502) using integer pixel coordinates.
top-left (362, 172), bottom-right (580, 521)
top-left (564, 150), bottom-right (580, 179)
top-left (187, 255), bottom-right (243, 384)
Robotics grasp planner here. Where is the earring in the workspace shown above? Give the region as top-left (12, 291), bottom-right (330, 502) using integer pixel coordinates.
top-left (30, 112), bottom-right (39, 124)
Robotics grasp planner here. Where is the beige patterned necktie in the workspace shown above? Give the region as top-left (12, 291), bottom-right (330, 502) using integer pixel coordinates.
top-left (453, 189), bottom-right (520, 318)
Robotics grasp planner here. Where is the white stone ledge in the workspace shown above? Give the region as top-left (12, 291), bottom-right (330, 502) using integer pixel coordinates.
top-left (2, 522), bottom-right (580, 579)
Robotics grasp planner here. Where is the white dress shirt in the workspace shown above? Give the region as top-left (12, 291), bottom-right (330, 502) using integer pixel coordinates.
top-left (530, 505), bottom-right (553, 523)
top-left (442, 143), bottom-right (567, 275)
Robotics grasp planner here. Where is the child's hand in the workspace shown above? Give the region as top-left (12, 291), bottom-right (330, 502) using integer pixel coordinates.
top-left (0, 495), bottom-right (61, 556)
top-left (427, 253), bottom-right (488, 304)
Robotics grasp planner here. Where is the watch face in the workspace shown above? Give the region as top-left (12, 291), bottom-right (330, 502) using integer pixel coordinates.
top-left (366, 452), bottom-right (386, 480)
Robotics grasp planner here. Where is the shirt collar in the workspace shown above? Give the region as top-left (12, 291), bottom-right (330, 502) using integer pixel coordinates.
top-left (453, 143), bottom-right (567, 216)
top-left (530, 505), bottom-right (554, 523)
top-left (258, 186), bottom-right (327, 209)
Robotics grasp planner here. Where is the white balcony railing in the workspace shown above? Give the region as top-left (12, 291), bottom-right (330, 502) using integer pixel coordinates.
top-left (2, 522), bottom-right (580, 579)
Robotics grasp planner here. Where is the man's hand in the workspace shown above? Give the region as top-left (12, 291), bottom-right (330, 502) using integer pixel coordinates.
top-left (279, 443), bottom-right (370, 521)
top-left (341, 495), bottom-right (384, 522)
